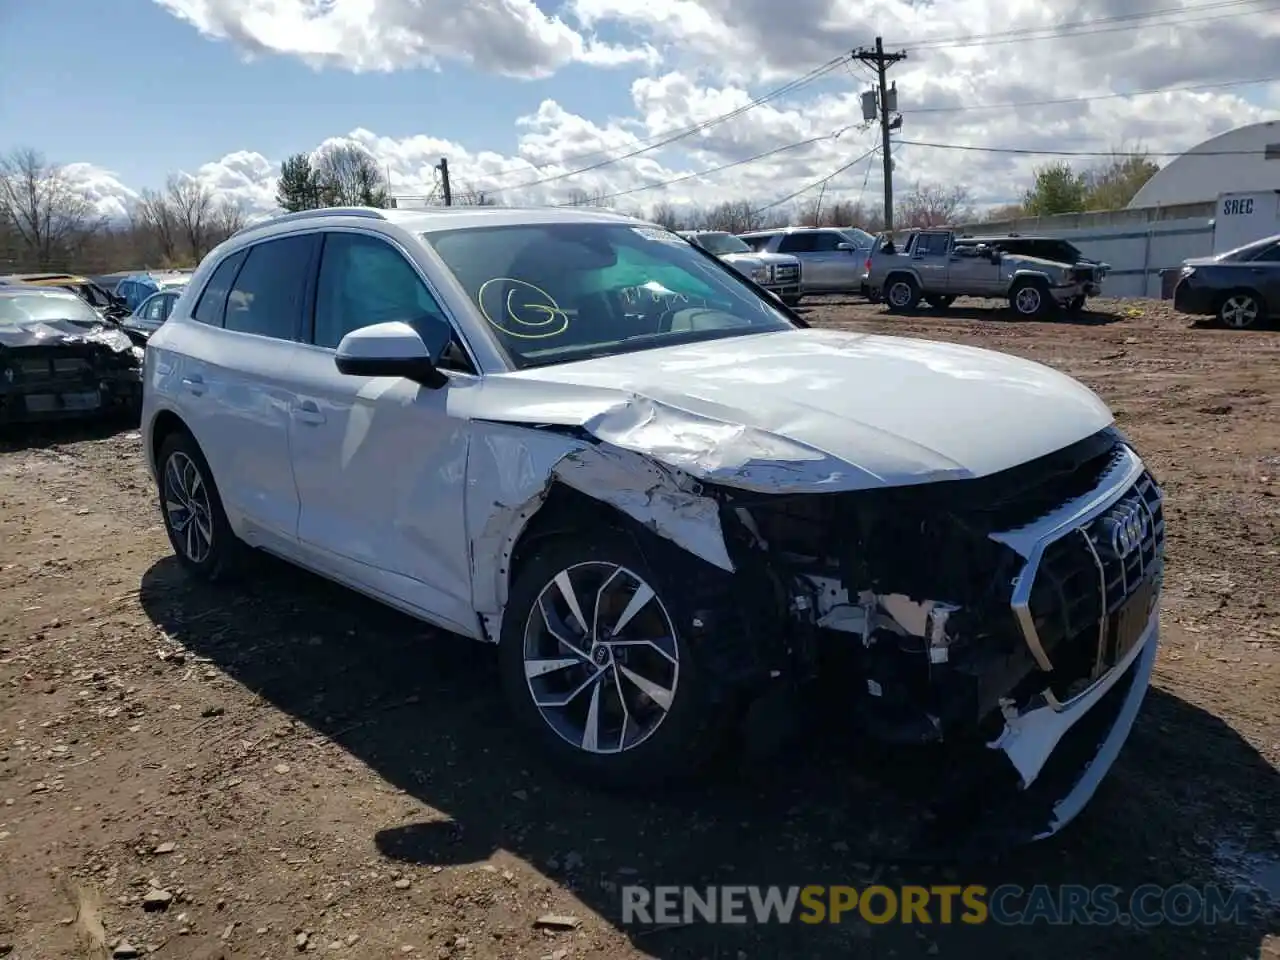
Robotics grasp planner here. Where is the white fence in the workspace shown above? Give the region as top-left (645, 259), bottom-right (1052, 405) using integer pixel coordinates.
top-left (949, 202), bottom-right (1218, 298)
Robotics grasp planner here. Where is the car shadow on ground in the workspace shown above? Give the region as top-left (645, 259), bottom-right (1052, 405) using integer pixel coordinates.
top-left (139, 554), bottom-right (1280, 959)
top-left (0, 412), bottom-right (139, 453)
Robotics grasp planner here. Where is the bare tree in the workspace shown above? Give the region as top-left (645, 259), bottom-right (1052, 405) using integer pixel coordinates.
top-left (897, 182), bottom-right (974, 229)
top-left (164, 175), bottom-right (218, 262)
top-left (210, 198), bottom-right (247, 240)
top-left (135, 187), bottom-right (181, 263)
top-left (648, 201), bottom-right (682, 230)
top-left (695, 199), bottom-right (767, 234)
top-left (312, 143), bottom-right (389, 207)
top-left (0, 147), bottom-right (102, 268)
top-left (564, 187), bottom-right (611, 207)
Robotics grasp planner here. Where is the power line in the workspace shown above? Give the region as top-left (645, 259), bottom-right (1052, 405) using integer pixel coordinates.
top-left (556, 129), bottom-right (861, 206)
top-left (897, 139), bottom-right (1272, 158)
top-left (754, 143), bottom-right (882, 215)
top-left (902, 75), bottom-right (1280, 114)
top-left (892, 0), bottom-right (1271, 50)
top-left (484, 56), bottom-right (850, 195)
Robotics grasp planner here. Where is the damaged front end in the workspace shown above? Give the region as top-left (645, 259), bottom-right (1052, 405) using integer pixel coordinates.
top-left (0, 321), bottom-right (144, 424)
top-left (714, 426), bottom-right (1165, 844)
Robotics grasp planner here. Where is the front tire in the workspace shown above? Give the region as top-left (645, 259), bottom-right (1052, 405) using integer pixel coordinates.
top-left (498, 533), bottom-right (730, 789)
top-left (157, 430), bottom-right (245, 581)
top-left (1065, 295), bottom-right (1087, 313)
top-left (1217, 290), bottom-right (1265, 329)
top-left (781, 294), bottom-right (803, 308)
top-left (1009, 278), bottom-right (1052, 318)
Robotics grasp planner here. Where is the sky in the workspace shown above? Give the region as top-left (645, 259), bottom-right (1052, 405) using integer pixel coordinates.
top-left (1, 0), bottom-right (1278, 222)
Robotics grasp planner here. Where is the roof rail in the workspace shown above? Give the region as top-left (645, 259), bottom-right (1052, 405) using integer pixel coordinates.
top-left (232, 206), bottom-right (391, 238)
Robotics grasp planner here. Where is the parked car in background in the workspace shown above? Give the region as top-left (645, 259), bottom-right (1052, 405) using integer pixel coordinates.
top-left (120, 284), bottom-right (190, 345)
top-left (0, 272), bottom-right (129, 321)
top-left (141, 205), bottom-right (1164, 843)
top-left (114, 271), bottom-right (194, 312)
top-left (867, 230), bottom-right (1094, 317)
top-left (738, 227), bottom-right (873, 297)
top-left (679, 230), bottom-right (802, 306)
top-left (0, 286), bottom-right (144, 423)
top-left (954, 235), bottom-right (1109, 308)
top-left (1171, 232), bottom-right (1280, 329)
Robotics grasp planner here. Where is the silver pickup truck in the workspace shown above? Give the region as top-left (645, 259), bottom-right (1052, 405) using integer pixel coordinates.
top-left (679, 231), bottom-right (803, 306)
top-left (866, 229), bottom-right (1095, 317)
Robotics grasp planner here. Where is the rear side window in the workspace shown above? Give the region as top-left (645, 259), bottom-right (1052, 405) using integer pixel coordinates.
top-left (223, 235), bottom-right (317, 340)
top-left (192, 251), bottom-right (247, 326)
top-left (778, 233), bottom-right (815, 253)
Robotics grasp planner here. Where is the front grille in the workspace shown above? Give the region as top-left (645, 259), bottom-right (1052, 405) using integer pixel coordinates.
top-left (7, 349), bottom-right (95, 384)
top-left (996, 447), bottom-right (1164, 691)
top-left (773, 264), bottom-right (800, 283)
top-left (1071, 266), bottom-right (1097, 282)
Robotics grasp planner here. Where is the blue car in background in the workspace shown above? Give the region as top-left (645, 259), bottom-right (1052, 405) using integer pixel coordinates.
top-left (113, 271), bottom-right (193, 311)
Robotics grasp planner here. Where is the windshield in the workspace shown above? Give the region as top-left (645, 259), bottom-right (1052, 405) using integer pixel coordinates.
top-left (0, 292), bottom-right (103, 327)
top-left (694, 232), bottom-right (752, 255)
top-left (422, 222), bottom-right (797, 369)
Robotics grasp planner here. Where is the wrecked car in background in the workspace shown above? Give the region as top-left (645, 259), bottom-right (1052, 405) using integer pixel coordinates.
top-left (141, 206), bottom-right (1165, 844)
top-left (679, 230), bottom-right (803, 306)
top-left (0, 286), bottom-right (144, 423)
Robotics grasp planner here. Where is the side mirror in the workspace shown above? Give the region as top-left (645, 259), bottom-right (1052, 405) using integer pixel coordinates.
top-left (334, 320), bottom-right (448, 389)
top-left (836, 242), bottom-right (855, 252)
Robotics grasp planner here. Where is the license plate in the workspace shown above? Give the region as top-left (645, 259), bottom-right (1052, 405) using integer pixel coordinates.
top-left (1104, 575), bottom-right (1157, 666)
top-left (24, 391), bottom-right (101, 413)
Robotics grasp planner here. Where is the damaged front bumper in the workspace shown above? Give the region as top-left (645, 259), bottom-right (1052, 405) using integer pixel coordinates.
top-left (0, 368), bottom-right (142, 423)
top-left (990, 606), bottom-right (1157, 840)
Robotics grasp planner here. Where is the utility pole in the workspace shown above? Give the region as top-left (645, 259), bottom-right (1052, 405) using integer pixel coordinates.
top-left (437, 157), bottom-right (452, 206)
top-left (855, 37), bottom-right (907, 230)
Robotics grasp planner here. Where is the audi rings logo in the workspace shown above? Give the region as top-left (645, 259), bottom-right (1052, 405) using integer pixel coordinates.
top-left (1100, 499), bottom-right (1150, 559)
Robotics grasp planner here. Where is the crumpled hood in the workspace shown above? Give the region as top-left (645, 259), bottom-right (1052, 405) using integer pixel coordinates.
top-left (0, 318), bottom-right (135, 354)
top-left (465, 328), bottom-right (1114, 493)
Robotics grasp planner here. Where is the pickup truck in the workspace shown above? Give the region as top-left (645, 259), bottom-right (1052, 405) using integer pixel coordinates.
top-left (866, 229), bottom-right (1095, 317)
top-left (679, 231), bottom-right (803, 306)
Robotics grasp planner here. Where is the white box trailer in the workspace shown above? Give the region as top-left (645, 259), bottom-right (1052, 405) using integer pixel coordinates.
top-left (1212, 190), bottom-right (1280, 254)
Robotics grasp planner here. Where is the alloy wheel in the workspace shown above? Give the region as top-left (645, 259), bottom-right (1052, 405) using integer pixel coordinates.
top-left (163, 451), bottom-right (214, 564)
top-left (522, 562), bottom-right (679, 755)
top-left (1015, 287), bottom-right (1042, 314)
top-left (1220, 295), bottom-right (1259, 329)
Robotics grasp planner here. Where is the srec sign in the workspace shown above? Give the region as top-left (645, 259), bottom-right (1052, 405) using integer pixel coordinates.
top-left (1222, 197), bottom-right (1254, 215)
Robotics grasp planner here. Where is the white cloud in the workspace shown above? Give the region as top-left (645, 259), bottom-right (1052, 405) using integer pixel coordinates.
top-left (66, 0), bottom-right (1280, 223)
top-left (152, 0), bottom-right (658, 77)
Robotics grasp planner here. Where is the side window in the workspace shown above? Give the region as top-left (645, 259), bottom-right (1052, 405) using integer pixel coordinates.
top-left (312, 232), bottom-right (453, 353)
top-left (223, 235), bottom-right (316, 339)
top-left (142, 297), bottom-right (164, 321)
top-left (1248, 243), bottom-right (1280, 262)
top-left (810, 232), bottom-right (845, 253)
top-left (740, 234), bottom-right (773, 252)
top-left (159, 293), bottom-right (178, 320)
top-left (777, 233), bottom-right (815, 253)
top-left (193, 251), bottom-right (247, 326)
top-left (914, 233), bottom-right (950, 257)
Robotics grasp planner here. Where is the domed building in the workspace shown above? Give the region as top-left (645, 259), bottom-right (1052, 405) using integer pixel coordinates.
top-left (1128, 120), bottom-right (1280, 208)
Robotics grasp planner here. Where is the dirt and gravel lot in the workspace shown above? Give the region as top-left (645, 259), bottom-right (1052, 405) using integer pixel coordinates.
top-left (1, 296), bottom-right (1278, 960)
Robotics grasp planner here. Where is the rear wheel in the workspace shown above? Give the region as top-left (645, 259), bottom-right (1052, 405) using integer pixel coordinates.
top-left (157, 430), bottom-right (245, 581)
top-left (1217, 290), bottom-right (1264, 329)
top-left (499, 534), bottom-right (734, 788)
top-left (884, 276), bottom-right (921, 313)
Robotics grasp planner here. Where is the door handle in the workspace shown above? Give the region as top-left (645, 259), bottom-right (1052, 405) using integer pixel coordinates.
top-left (292, 400), bottom-right (326, 425)
top-left (181, 374), bottom-right (204, 396)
